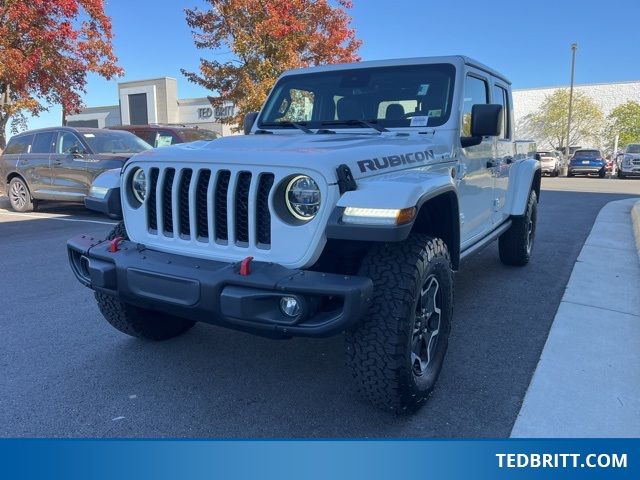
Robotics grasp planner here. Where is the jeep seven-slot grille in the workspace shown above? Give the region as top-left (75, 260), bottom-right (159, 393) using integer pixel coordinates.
top-left (162, 168), bottom-right (176, 234)
top-left (235, 172), bottom-right (252, 244)
top-left (215, 170), bottom-right (231, 241)
top-left (147, 168), bottom-right (159, 231)
top-left (257, 174), bottom-right (274, 245)
top-left (147, 167), bottom-right (275, 248)
top-left (178, 169), bottom-right (192, 236)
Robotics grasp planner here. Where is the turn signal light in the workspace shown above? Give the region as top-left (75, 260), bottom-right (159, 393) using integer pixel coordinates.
top-left (342, 207), bottom-right (416, 226)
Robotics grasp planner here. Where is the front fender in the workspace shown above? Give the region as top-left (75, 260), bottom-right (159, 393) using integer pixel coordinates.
top-left (336, 170), bottom-right (457, 210)
top-left (326, 170), bottom-right (457, 242)
top-left (504, 158), bottom-right (541, 217)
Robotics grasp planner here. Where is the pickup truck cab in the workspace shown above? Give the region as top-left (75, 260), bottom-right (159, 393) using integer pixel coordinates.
top-left (617, 143), bottom-right (640, 178)
top-left (67, 56), bottom-right (540, 412)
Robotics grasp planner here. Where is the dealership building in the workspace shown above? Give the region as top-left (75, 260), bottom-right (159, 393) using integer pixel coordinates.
top-left (67, 76), bottom-right (640, 148)
top-left (66, 77), bottom-right (237, 136)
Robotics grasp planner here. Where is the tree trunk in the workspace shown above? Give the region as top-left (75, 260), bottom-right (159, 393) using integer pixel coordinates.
top-left (0, 114), bottom-right (8, 151)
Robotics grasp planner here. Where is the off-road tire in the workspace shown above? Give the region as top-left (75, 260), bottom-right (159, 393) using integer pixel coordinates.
top-left (94, 222), bottom-right (195, 340)
top-left (8, 177), bottom-right (34, 212)
top-left (499, 190), bottom-right (537, 266)
top-left (345, 234), bottom-right (453, 413)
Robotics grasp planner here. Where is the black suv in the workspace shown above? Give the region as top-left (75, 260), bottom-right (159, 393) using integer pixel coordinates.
top-left (1, 127), bottom-right (150, 212)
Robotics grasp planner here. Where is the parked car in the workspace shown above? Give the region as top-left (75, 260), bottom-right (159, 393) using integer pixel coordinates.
top-left (567, 149), bottom-right (606, 178)
top-left (617, 143), bottom-right (640, 179)
top-left (83, 126), bottom-right (220, 216)
top-left (0, 127), bottom-right (151, 212)
top-left (536, 150), bottom-right (561, 176)
top-left (108, 124), bottom-right (219, 148)
top-left (68, 55), bottom-right (541, 412)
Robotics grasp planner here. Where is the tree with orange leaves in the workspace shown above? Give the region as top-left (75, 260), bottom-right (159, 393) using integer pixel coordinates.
top-left (0, 0), bottom-right (123, 148)
top-left (182, 0), bottom-right (361, 130)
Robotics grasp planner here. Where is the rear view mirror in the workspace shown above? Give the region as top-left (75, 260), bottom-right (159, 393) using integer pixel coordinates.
top-left (243, 112), bottom-right (259, 135)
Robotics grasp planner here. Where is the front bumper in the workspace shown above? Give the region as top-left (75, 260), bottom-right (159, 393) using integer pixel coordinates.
top-left (84, 187), bottom-right (122, 219)
top-left (67, 235), bottom-right (373, 338)
top-left (620, 166), bottom-right (640, 176)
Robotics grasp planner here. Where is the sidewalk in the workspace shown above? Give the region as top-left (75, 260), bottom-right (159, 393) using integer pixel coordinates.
top-left (512, 197), bottom-right (640, 437)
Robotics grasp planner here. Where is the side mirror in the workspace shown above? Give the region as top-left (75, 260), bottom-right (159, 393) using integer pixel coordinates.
top-left (243, 112), bottom-right (259, 135)
top-left (69, 145), bottom-right (84, 157)
top-left (460, 104), bottom-right (503, 148)
top-left (471, 104), bottom-right (503, 137)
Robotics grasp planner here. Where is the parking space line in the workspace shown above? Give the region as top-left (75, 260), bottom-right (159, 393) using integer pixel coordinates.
top-left (0, 210), bottom-right (117, 226)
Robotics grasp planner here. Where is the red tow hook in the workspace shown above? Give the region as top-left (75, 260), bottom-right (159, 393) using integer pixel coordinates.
top-left (239, 256), bottom-right (254, 276)
top-left (108, 236), bottom-right (125, 253)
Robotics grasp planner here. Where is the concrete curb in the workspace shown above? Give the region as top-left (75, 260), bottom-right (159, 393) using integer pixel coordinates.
top-left (632, 201), bottom-right (640, 255)
top-left (511, 197), bottom-right (640, 438)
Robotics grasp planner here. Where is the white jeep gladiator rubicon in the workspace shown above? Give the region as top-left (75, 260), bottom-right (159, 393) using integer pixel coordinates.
top-left (68, 56), bottom-right (540, 412)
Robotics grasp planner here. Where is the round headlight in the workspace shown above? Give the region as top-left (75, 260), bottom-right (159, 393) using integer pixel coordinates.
top-left (131, 168), bottom-right (146, 203)
top-left (285, 175), bottom-right (321, 220)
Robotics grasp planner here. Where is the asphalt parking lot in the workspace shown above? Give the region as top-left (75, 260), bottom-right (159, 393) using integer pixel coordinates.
top-left (0, 177), bottom-right (638, 438)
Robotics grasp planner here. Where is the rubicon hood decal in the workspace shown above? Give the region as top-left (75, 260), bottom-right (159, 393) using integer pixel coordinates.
top-left (357, 149), bottom-right (436, 173)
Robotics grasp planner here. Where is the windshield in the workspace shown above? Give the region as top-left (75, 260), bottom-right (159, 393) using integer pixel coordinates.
top-left (180, 129), bottom-right (220, 142)
top-left (259, 63), bottom-right (456, 130)
top-left (537, 151), bottom-right (551, 156)
top-left (626, 144), bottom-right (640, 154)
top-left (81, 130), bottom-right (151, 154)
top-left (574, 150), bottom-right (600, 158)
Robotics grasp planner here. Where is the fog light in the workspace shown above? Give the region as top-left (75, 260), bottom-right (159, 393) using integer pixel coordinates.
top-left (280, 296), bottom-right (301, 317)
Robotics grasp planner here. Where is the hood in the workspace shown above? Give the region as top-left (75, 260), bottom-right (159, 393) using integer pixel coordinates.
top-left (129, 132), bottom-right (453, 182)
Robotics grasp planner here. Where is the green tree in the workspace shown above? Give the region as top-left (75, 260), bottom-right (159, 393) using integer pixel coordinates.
top-left (607, 101), bottom-right (640, 150)
top-left (523, 89), bottom-right (604, 151)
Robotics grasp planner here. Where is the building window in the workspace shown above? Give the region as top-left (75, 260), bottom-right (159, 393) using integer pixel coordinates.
top-left (129, 93), bottom-right (148, 125)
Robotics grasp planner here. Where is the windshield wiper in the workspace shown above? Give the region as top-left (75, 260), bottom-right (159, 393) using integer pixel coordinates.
top-left (259, 121), bottom-right (314, 134)
top-left (320, 119), bottom-right (389, 133)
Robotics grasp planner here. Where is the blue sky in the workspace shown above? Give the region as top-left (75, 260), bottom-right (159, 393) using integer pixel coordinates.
top-left (12, 0), bottom-right (640, 136)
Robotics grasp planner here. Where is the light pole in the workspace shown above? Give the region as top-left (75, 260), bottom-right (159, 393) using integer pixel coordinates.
top-left (564, 43), bottom-right (578, 171)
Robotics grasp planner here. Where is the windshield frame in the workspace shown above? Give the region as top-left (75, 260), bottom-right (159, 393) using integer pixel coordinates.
top-left (257, 63), bottom-right (457, 131)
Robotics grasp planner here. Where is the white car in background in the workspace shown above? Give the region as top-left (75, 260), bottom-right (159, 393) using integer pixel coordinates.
top-left (536, 150), bottom-right (561, 177)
